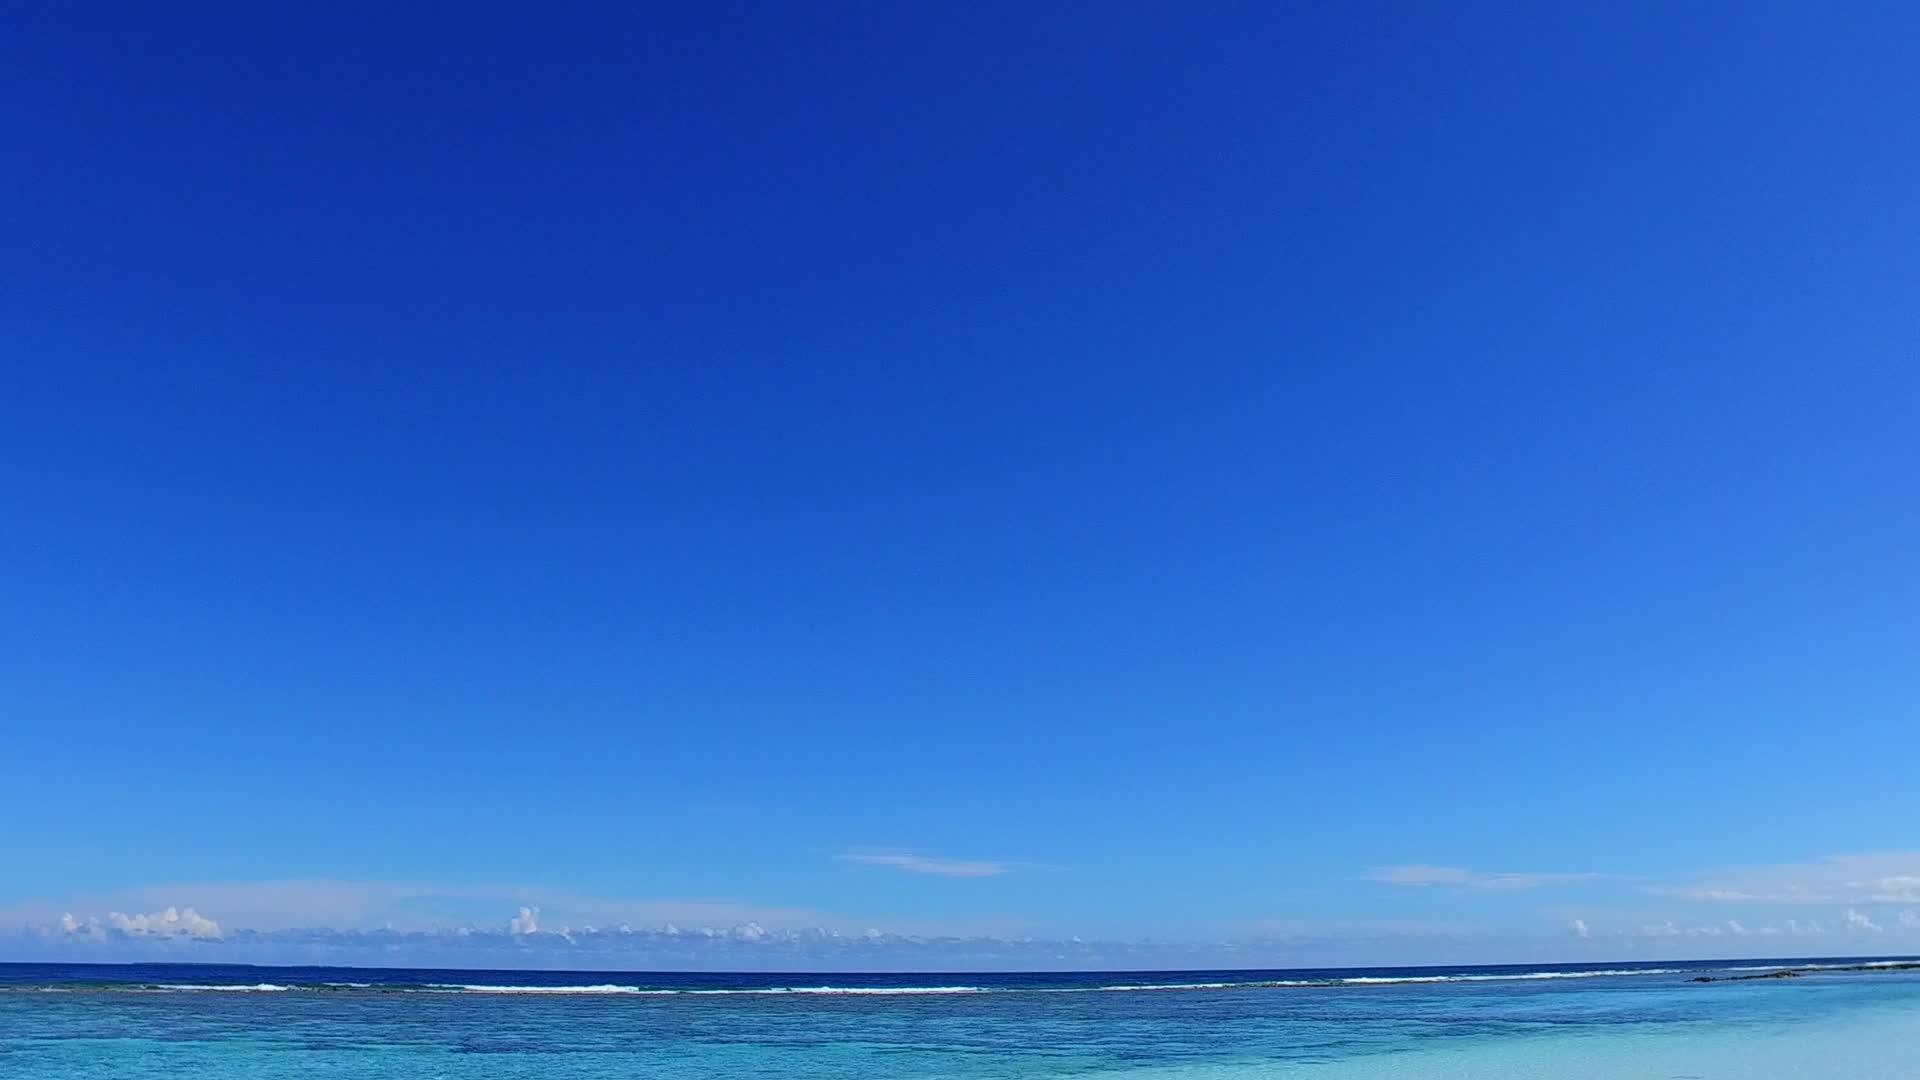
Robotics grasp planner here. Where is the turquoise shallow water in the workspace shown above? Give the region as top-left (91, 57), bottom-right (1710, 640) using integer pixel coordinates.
top-left (3, 960), bottom-right (1918, 1077)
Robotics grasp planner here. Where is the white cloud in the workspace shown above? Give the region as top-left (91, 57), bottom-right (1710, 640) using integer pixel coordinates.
top-left (509, 906), bottom-right (539, 935)
top-left (1369, 865), bottom-right (1607, 890)
top-left (114, 907), bottom-right (221, 938)
top-left (1854, 876), bottom-right (1920, 903)
top-left (63, 906), bottom-right (222, 939)
top-left (1899, 910), bottom-right (1920, 929)
top-left (1845, 909), bottom-right (1883, 933)
top-left (55, 913), bottom-right (107, 941)
top-left (1624, 919), bottom-right (1803, 940)
top-left (1, 879), bottom-right (969, 939)
top-left (1568, 919), bottom-right (1590, 939)
top-left (8, 917), bottom-right (1793, 971)
top-left (1656, 853), bottom-right (1920, 906)
top-left (837, 853), bottom-right (1011, 878)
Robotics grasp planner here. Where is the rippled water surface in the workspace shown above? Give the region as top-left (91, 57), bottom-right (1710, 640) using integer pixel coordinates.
top-left (4, 959), bottom-right (1918, 1077)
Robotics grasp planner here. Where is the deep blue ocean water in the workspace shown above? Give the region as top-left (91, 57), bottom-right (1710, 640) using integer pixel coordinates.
top-left (4, 957), bottom-right (1918, 1077)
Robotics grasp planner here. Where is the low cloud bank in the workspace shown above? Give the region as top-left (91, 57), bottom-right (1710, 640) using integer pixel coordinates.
top-left (56, 907), bottom-right (221, 941)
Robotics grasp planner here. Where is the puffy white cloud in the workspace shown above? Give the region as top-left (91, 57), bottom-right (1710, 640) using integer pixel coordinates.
top-left (1845, 909), bottom-right (1883, 933)
top-left (1369, 865), bottom-right (1607, 890)
top-left (106, 907), bottom-right (220, 938)
top-left (509, 907), bottom-right (539, 935)
top-left (54, 913), bottom-right (108, 941)
top-left (837, 853), bottom-right (1011, 878)
top-left (1568, 919), bottom-right (1590, 939)
top-left (55, 907), bottom-right (222, 939)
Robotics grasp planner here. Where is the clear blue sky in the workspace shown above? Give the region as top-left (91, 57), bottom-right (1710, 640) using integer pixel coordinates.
top-left (4, 3), bottom-right (1918, 968)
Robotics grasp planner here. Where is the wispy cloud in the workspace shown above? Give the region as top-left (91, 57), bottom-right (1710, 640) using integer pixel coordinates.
top-left (1368, 865), bottom-right (1609, 890)
top-left (836, 853), bottom-right (1012, 878)
top-left (1378, 852), bottom-right (1920, 909)
top-left (1563, 907), bottom-right (1920, 942)
top-left (1649, 853), bottom-right (1920, 906)
top-left (1859, 876), bottom-right (1920, 903)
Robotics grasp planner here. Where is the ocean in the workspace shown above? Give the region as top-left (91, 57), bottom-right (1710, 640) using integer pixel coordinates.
top-left (3, 957), bottom-right (1917, 1077)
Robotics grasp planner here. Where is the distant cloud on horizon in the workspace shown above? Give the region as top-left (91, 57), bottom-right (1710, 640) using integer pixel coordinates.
top-left (10, 853), bottom-right (1920, 970)
top-left (15, 899), bottom-right (1914, 972)
top-left (54, 907), bottom-right (221, 941)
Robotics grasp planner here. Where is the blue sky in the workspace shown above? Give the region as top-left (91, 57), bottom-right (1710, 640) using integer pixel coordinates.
top-left (4, 3), bottom-right (1918, 969)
